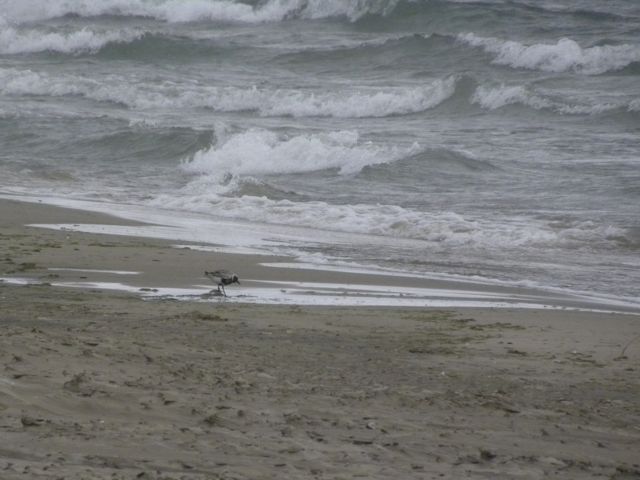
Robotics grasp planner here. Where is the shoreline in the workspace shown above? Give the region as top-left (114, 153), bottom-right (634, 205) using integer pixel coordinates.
top-left (1, 196), bottom-right (639, 479)
top-left (1, 195), bottom-right (638, 313)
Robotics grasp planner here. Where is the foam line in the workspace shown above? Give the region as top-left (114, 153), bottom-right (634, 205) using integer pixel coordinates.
top-left (458, 32), bottom-right (640, 74)
top-left (48, 268), bottom-right (140, 275)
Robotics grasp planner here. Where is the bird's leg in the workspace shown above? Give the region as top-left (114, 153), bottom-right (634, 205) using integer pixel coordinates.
top-left (219, 284), bottom-right (227, 297)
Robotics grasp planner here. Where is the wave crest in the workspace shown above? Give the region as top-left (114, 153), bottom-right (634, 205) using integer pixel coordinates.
top-left (472, 85), bottom-right (552, 110)
top-left (471, 84), bottom-right (626, 115)
top-left (259, 78), bottom-right (456, 118)
top-left (0, 67), bottom-right (455, 118)
top-left (0, 25), bottom-right (141, 55)
top-left (150, 192), bottom-right (629, 250)
top-left (0, 0), bottom-right (401, 25)
top-left (182, 126), bottom-right (420, 185)
top-left (458, 32), bottom-right (640, 74)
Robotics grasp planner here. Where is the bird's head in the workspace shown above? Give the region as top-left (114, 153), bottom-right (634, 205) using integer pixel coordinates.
top-left (232, 275), bottom-right (240, 284)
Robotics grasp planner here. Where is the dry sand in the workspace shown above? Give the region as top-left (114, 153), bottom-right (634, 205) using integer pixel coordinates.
top-left (1, 198), bottom-right (639, 479)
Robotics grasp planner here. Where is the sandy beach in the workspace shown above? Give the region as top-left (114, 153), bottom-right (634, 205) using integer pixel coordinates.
top-left (1, 198), bottom-right (639, 479)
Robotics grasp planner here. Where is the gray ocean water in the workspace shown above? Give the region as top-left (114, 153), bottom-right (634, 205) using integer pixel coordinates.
top-left (1, 0), bottom-right (639, 300)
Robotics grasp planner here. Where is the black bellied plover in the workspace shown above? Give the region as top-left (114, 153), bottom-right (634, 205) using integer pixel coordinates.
top-left (204, 270), bottom-right (240, 297)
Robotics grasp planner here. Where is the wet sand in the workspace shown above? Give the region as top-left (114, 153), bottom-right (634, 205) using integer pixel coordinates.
top-left (1, 198), bottom-right (639, 479)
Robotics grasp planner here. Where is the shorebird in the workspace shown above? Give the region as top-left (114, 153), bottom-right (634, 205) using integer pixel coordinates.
top-left (204, 270), bottom-right (240, 297)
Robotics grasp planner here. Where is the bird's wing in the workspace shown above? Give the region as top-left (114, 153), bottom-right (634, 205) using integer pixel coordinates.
top-left (208, 269), bottom-right (231, 277)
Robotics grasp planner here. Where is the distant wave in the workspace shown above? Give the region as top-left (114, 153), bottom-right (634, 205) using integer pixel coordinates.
top-left (2, 26), bottom-right (416, 60)
top-left (272, 32), bottom-right (442, 67)
top-left (458, 32), bottom-right (640, 74)
top-left (2, 0), bottom-right (637, 31)
top-left (0, 67), bottom-right (456, 118)
top-left (256, 78), bottom-right (457, 118)
top-left (0, 27), bottom-right (250, 59)
top-left (0, 25), bottom-right (142, 55)
top-left (472, 85), bottom-right (552, 111)
top-left (471, 84), bottom-right (626, 115)
top-left (509, 1), bottom-right (638, 22)
top-left (0, 0), bottom-right (401, 25)
top-left (5, 66), bottom-right (637, 119)
top-left (0, 107), bottom-right (16, 119)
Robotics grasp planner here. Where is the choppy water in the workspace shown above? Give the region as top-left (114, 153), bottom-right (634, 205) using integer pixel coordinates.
top-left (1, 0), bottom-right (639, 299)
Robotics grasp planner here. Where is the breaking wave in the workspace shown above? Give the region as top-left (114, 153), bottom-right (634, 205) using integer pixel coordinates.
top-left (0, 25), bottom-right (142, 55)
top-left (4, 66), bottom-right (636, 120)
top-left (0, 0), bottom-right (401, 25)
top-left (472, 85), bottom-right (552, 111)
top-left (458, 32), bottom-right (640, 74)
top-left (150, 191), bottom-right (629, 250)
top-left (181, 126), bottom-right (420, 183)
top-left (471, 84), bottom-right (627, 115)
top-left (4, 0), bottom-right (637, 28)
top-left (154, 124), bottom-right (632, 250)
top-left (253, 78), bottom-right (457, 118)
top-left (0, 67), bottom-right (456, 118)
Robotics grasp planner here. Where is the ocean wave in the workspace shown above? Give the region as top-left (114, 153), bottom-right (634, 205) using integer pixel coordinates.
top-left (257, 78), bottom-right (457, 117)
top-left (458, 32), bottom-right (640, 74)
top-left (471, 84), bottom-right (624, 115)
top-left (273, 32), bottom-right (461, 67)
top-left (166, 126), bottom-right (631, 250)
top-left (0, 0), bottom-right (400, 25)
top-left (0, 68), bottom-right (106, 100)
top-left (510, 1), bottom-right (637, 22)
top-left (97, 30), bottom-right (413, 62)
top-left (181, 126), bottom-right (421, 185)
top-left (0, 67), bottom-right (455, 118)
top-left (4, 66), bottom-right (635, 119)
top-left (359, 147), bottom-right (497, 183)
top-left (0, 25), bottom-right (142, 55)
top-left (0, 109), bottom-right (16, 119)
top-left (556, 103), bottom-right (619, 115)
top-left (471, 85), bottom-right (552, 110)
top-left (149, 190), bottom-right (629, 250)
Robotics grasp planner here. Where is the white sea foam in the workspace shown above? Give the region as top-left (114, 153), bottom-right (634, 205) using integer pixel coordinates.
top-left (182, 127), bottom-right (421, 180)
top-left (0, 0), bottom-right (398, 25)
top-left (471, 85), bottom-right (552, 110)
top-left (156, 0), bottom-right (399, 23)
top-left (8, 65), bottom-right (625, 118)
top-left (0, 0), bottom-right (137, 24)
top-left (556, 103), bottom-right (618, 115)
top-left (0, 67), bottom-right (454, 117)
top-left (48, 268), bottom-right (140, 276)
top-left (256, 78), bottom-right (457, 117)
top-left (458, 32), bottom-right (640, 74)
top-left (0, 25), bottom-right (141, 54)
top-left (472, 84), bottom-right (620, 115)
top-left (151, 189), bottom-right (628, 250)
top-left (162, 79), bottom-right (456, 117)
top-left (144, 125), bottom-right (633, 249)
top-left (0, 68), bottom-right (92, 98)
